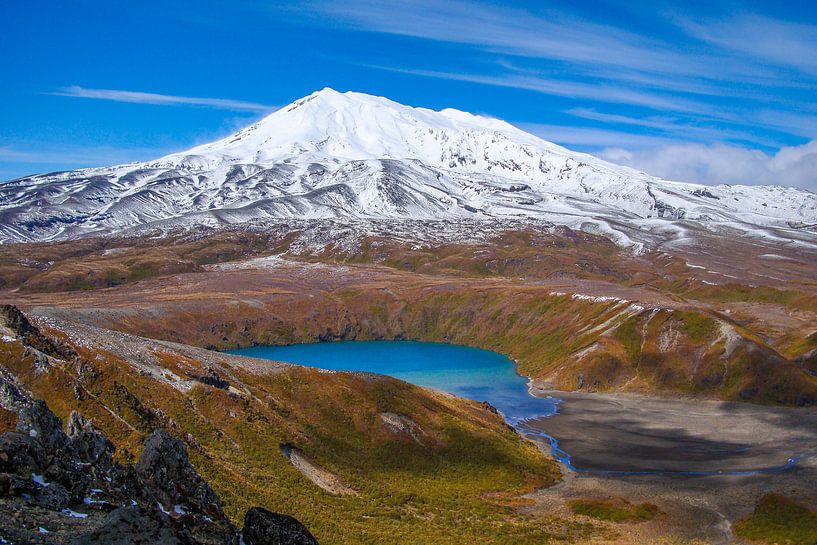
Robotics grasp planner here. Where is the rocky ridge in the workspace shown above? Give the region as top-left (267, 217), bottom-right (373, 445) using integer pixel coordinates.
top-left (0, 359), bottom-right (317, 545)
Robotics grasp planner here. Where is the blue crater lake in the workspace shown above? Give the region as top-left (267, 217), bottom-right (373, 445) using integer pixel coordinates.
top-left (228, 340), bottom-right (817, 476)
top-left (227, 340), bottom-right (560, 426)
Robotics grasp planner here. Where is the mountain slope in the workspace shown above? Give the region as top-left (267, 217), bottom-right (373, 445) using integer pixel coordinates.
top-left (2, 88), bottom-right (815, 246)
top-left (0, 304), bottom-right (564, 545)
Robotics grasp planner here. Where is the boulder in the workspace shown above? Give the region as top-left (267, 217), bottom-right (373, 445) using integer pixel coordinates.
top-left (0, 471), bottom-right (30, 496)
top-left (66, 411), bottom-right (115, 466)
top-left (69, 505), bottom-right (188, 545)
top-left (0, 431), bottom-right (47, 474)
top-left (242, 507), bottom-right (319, 545)
top-left (32, 480), bottom-right (71, 510)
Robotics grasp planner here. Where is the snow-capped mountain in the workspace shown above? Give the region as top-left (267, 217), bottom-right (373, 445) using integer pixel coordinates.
top-left (1, 88), bottom-right (815, 246)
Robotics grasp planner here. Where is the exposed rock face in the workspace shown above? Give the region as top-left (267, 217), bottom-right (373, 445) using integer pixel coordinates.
top-left (479, 401), bottom-right (500, 415)
top-left (242, 507), bottom-right (319, 545)
top-left (0, 304), bottom-right (75, 360)
top-left (378, 412), bottom-right (427, 445)
top-left (0, 370), bottom-right (317, 545)
top-left (65, 410), bottom-right (115, 467)
top-left (137, 429), bottom-right (222, 512)
top-left (193, 367), bottom-right (230, 389)
top-left (17, 400), bottom-right (69, 453)
top-left (0, 366), bottom-right (32, 414)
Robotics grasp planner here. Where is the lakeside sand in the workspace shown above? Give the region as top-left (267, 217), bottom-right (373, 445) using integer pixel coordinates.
top-left (526, 390), bottom-right (817, 473)
top-left (521, 390), bottom-right (817, 544)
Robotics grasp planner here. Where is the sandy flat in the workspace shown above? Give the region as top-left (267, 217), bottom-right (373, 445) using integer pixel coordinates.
top-left (520, 391), bottom-right (817, 544)
top-left (525, 390), bottom-right (817, 473)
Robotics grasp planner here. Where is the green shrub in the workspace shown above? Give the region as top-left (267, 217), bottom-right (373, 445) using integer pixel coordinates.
top-left (568, 498), bottom-right (660, 523)
top-left (734, 494), bottom-right (817, 545)
top-left (676, 310), bottom-right (716, 343)
top-left (614, 316), bottom-right (642, 363)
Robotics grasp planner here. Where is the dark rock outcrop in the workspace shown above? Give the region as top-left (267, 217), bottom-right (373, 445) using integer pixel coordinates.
top-left (136, 429), bottom-right (237, 545)
top-left (33, 480), bottom-right (71, 510)
top-left (136, 429), bottom-right (222, 513)
top-left (65, 410), bottom-right (115, 467)
top-left (242, 507), bottom-right (319, 545)
top-left (0, 367), bottom-right (34, 414)
top-left (0, 430), bottom-right (46, 474)
top-left (479, 401), bottom-right (500, 415)
top-left (192, 367), bottom-right (230, 389)
top-left (0, 367), bottom-right (318, 545)
top-left (17, 399), bottom-right (69, 453)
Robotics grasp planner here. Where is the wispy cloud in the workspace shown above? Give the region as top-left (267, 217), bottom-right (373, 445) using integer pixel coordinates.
top-left (305, 0), bottom-right (714, 79)
top-left (290, 0), bottom-right (816, 146)
top-left (678, 15), bottom-right (817, 77)
top-left (50, 86), bottom-right (275, 113)
top-left (564, 108), bottom-right (782, 148)
top-left (0, 145), bottom-right (168, 170)
top-left (516, 123), bottom-right (681, 149)
top-left (299, 0), bottom-right (809, 87)
top-left (753, 110), bottom-right (817, 140)
top-left (371, 65), bottom-right (713, 115)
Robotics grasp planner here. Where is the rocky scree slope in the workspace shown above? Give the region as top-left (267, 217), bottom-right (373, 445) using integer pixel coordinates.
top-left (2, 88), bottom-right (815, 248)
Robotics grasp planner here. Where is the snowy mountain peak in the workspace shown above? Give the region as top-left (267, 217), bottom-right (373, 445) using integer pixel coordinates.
top-left (1, 89), bottom-right (816, 246)
top-left (151, 88), bottom-right (567, 175)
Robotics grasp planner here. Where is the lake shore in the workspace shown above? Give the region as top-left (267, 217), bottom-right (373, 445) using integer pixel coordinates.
top-left (524, 389), bottom-right (817, 473)
top-left (519, 389), bottom-right (817, 543)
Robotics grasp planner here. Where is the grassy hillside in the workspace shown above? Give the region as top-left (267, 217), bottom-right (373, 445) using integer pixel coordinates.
top-left (74, 275), bottom-right (817, 407)
top-left (4, 227), bottom-right (816, 406)
top-left (0, 319), bottom-right (598, 545)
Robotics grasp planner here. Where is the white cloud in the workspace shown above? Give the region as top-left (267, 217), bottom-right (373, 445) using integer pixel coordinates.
top-left (600, 140), bottom-right (817, 191)
top-left (51, 86), bottom-right (275, 113)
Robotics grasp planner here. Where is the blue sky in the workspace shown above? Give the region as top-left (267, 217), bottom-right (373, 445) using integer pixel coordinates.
top-left (1, 0), bottom-right (816, 189)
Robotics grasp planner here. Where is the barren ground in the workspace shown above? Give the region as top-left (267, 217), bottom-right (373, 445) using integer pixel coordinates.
top-left (526, 390), bottom-right (817, 473)
top-left (522, 391), bottom-right (817, 544)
